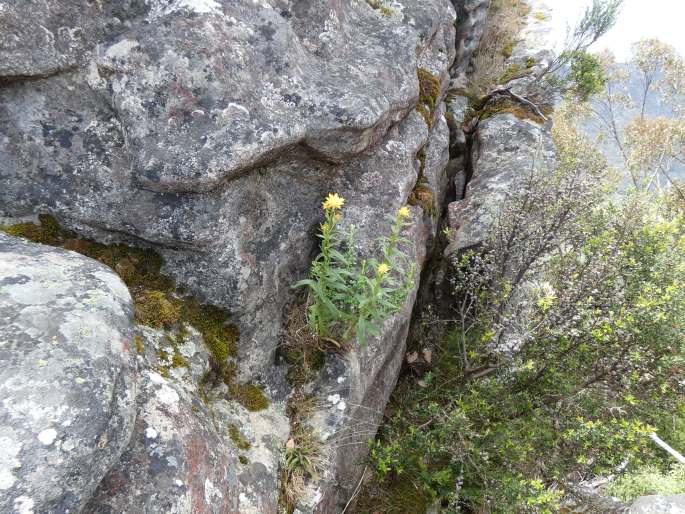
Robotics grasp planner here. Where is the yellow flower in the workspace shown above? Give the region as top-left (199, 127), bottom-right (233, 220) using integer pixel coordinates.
top-left (398, 206), bottom-right (412, 219)
top-left (322, 193), bottom-right (345, 210)
top-left (377, 262), bottom-right (391, 276)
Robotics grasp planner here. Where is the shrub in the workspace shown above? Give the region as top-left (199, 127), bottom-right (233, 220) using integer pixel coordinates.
top-left (367, 120), bottom-right (685, 511)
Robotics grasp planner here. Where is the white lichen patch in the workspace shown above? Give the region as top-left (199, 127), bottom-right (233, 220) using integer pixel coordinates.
top-left (13, 496), bottom-right (35, 514)
top-left (204, 478), bottom-right (224, 504)
top-left (146, 0), bottom-right (222, 21)
top-left (37, 428), bottom-right (57, 446)
top-left (0, 435), bottom-right (22, 491)
top-left (156, 384), bottom-right (180, 408)
top-left (105, 39), bottom-right (140, 60)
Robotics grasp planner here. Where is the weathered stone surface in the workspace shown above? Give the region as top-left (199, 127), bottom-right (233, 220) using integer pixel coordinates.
top-left (0, 233), bottom-right (137, 514)
top-left (451, 0), bottom-right (491, 82)
top-left (1, 0), bottom-right (459, 511)
top-left (630, 495), bottom-right (685, 514)
top-left (446, 112), bottom-right (554, 251)
top-left (85, 368), bottom-right (241, 514)
top-left (445, 0), bottom-right (560, 253)
top-left (1, 0), bottom-right (457, 384)
top-left (293, 108), bottom-right (452, 513)
top-left (210, 395), bottom-right (289, 514)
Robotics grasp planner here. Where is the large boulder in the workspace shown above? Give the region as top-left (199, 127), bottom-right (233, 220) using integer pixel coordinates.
top-left (0, 0), bottom-right (456, 383)
top-left (0, 233), bottom-right (137, 514)
top-left (446, 112), bottom-right (555, 252)
top-left (1, 0), bottom-right (462, 511)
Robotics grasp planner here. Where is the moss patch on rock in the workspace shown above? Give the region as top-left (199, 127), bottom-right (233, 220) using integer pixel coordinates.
top-left (229, 424), bottom-right (252, 451)
top-left (408, 148), bottom-right (438, 217)
top-left (417, 68), bottom-right (441, 128)
top-left (229, 383), bottom-right (270, 411)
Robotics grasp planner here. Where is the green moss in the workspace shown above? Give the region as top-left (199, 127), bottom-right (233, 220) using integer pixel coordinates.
top-left (134, 335), bottom-right (145, 354)
top-left (1, 214), bottom-right (73, 245)
top-left (354, 479), bottom-right (433, 514)
top-left (285, 347), bottom-right (325, 386)
top-left (408, 148), bottom-right (437, 217)
top-left (502, 40), bottom-right (516, 58)
top-left (230, 383), bottom-right (269, 411)
top-left (135, 290), bottom-right (182, 329)
top-left (172, 324), bottom-right (191, 367)
top-left (229, 424), bottom-right (252, 451)
top-left (181, 298), bottom-right (238, 361)
top-left (366, 0), bottom-right (394, 15)
top-left (408, 182), bottom-right (437, 216)
top-left (498, 63), bottom-right (527, 84)
top-left (239, 455), bottom-right (249, 465)
top-left (417, 68), bottom-right (441, 128)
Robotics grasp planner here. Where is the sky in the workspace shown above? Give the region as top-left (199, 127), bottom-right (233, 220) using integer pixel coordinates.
top-left (544, 0), bottom-right (685, 61)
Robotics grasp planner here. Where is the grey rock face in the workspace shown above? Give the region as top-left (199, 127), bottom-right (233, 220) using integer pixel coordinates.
top-left (451, 0), bottom-right (491, 81)
top-left (631, 495), bottom-right (685, 514)
top-left (444, 2), bottom-right (558, 253)
top-left (1, 0), bottom-right (460, 511)
top-left (85, 368), bottom-right (241, 514)
top-left (1, 0), bottom-right (457, 383)
top-left (295, 108), bottom-right (452, 513)
top-left (0, 234), bottom-right (137, 514)
top-left (446, 112), bottom-right (554, 251)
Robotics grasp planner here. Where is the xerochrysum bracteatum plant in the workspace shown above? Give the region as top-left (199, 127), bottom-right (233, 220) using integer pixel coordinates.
top-left (295, 193), bottom-right (416, 346)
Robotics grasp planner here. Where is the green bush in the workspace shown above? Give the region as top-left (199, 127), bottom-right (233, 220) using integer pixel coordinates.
top-left (367, 122), bottom-right (685, 511)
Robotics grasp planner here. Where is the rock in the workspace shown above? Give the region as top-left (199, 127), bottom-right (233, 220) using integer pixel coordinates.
top-left (446, 112), bottom-right (554, 251)
top-left (293, 107), bottom-right (452, 513)
top-left (451, 0), bottom-right (491, 82)
top-left (0, 0), bottom-right (457, 384)
top-left (1, 0), bottom-right (461, 511)
top-left (0, 233), bottom-right (137, 514)
top-left (630, 495), bottom-right (685, 514)
top-left (210, 396), bottom-right (290, 514)
top-left (85, 369), bottom-right (241, 514)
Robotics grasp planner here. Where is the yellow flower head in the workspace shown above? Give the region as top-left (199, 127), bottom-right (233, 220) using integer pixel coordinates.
top-left (377, 262), bottom-right (391, 276)
top-left (398, 206), bottom-right (412, 219)
top-left (322, 193), bottom-right (345, 210)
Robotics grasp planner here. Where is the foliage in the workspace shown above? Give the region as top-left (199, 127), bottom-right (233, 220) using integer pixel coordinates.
top-left (464, 0), bottom-right (619, 130)
top-left (541, 0), bottom-right (622, 82)
top-left (280, 393), bottom-right (324, 513)
top-left (565, 51), bottom-right (608, 101)
top-left (295, 194), bottom-right (415, 346)
top-left (589, 38), bottom-right (685, 192)
top-left (604, 464), bottom-right (685, 501)
top-left (367, 116), bottom-right (685, 512)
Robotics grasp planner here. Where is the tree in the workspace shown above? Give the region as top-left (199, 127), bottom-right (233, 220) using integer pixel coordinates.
top-left (590, 39), bottom-right (685, 192)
